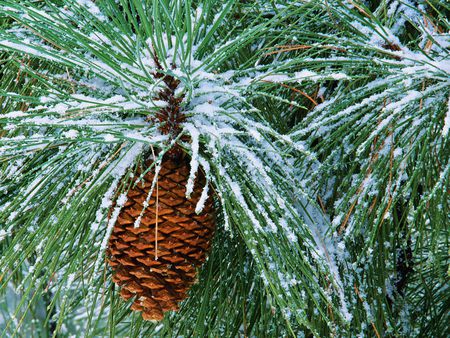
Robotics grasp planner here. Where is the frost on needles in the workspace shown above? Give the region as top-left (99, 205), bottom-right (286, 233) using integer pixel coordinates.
top-left (0, 1), bottom-right (448, 337)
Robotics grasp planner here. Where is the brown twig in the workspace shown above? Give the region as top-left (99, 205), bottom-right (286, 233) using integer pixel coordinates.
top-left (260, 79), bottom-right (318, 106)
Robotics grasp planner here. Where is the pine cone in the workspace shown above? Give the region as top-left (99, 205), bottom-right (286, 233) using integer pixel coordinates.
top-left (107, 154), bottom-right (215, 321)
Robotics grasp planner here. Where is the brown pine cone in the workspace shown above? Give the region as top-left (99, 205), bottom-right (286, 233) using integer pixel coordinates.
top-left (107, 154), bottom-right (215, 321)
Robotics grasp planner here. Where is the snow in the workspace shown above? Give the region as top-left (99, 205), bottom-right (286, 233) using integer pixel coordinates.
top-left (349, 19), bottom-right (401, 49)
top-left (442, 96), bottom-right (450, 137)
top-left (66, 273), bottom-right (76, 288)
top-left (194, 182), bottom-right (209, 214)
top-left (76, 0), bottom-right (107, 21)
top-left (2, 111), bottom-right (27, 118)
top-left (62, 129), bottom-right (79, 139)
top-left (99, 192), bottom-right (127, 250)
top-left (432, 34), bottom-right (450, 49)
top-left (192, 102), bottom-right (220, 116)
top-left (7, 211), bottom-right (18, 222)
top-left (102, 134), bottom-right (118, 142)
top-left (263, 74), bottom-right (291, 82)
top-left (430, 60), bottom-right (450, 75)
top-left (296, 70), bottom-right (349, 82)
top-left (0, 40), bottom-right (61, 63)
top-left (0, 229), bottom-right (8, 242)
top-left (116, 194), bottom-right (127, 207)
top-left (0, 40), bottom-right (39, 55)
top-left (90, 142), bottom-right (144, 232)
top-left (184, 124), bottom-right (200, 198)
top-left (330, 73), bottom-right (349, 80)
top-left (227, 178), bottom-right (263, 232)
top-left (109, 142), bottom-right (144, 179)
top-left (50, 103), bottom-right (69, 114)
top-left (295, 70), bottom-right (317, 80)
top-left (133, 162), bottom-right (161, 229)
top-left (259, 70), bottom-right (350, 84)
top-left (195, 158), bottom-right (211, 214)
top-left (294, 89), bottom-right (391, 137)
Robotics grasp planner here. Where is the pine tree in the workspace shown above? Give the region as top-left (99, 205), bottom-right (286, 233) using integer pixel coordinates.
top-left (0, 1), bottom-right (448, 337)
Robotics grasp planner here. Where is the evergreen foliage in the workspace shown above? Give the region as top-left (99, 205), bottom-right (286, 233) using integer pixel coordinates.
top-left (0, 1), bottom-right (448, 337)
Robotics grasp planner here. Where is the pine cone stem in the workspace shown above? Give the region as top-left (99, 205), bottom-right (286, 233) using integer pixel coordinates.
top-left (154, 176), bottom-right (159, 261)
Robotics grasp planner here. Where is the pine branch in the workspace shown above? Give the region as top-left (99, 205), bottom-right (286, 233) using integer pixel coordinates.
top-left (0, 1), bottom-right (347, 336)
top-left (0, 1), bottom-right (448, 337)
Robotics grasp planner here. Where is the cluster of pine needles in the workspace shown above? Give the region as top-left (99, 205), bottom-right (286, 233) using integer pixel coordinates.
top-left (0, 1), bottom-right (448, 337)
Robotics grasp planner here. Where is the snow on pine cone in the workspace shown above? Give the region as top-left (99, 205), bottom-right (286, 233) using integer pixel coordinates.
top-left (106, 153), bottom-right (215, 321)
